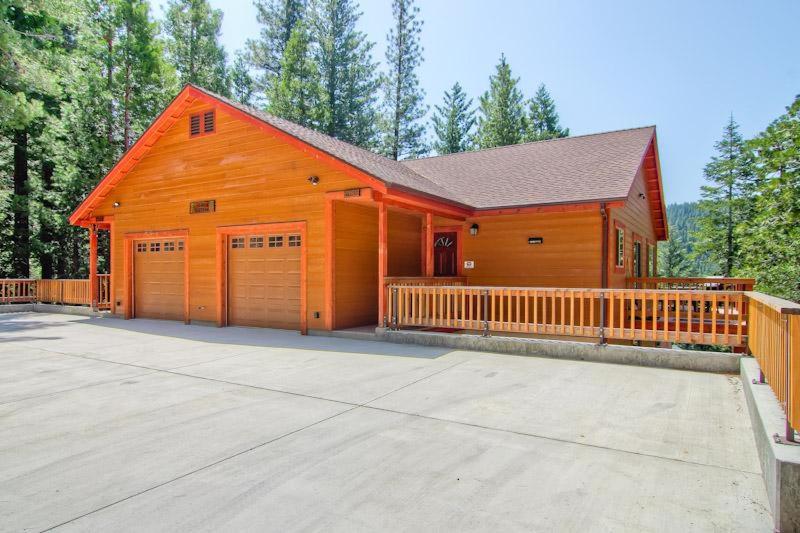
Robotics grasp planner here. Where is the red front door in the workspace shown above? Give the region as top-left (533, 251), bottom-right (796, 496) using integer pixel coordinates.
top-left (434, 232), bottom-right (458, 276)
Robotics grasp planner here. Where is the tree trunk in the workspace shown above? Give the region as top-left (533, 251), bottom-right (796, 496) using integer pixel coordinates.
top-left (106, 29), bottom-right (114, 146)
top-left (12, 130), bottom-right (30, 278)
top-left (726, 183), bottom-right (733, 277)
top-left (39, 159), bottom-right (56, 279)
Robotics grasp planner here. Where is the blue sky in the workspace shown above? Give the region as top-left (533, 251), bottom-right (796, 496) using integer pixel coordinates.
top-left (150, 0), bottom-right (799, 204)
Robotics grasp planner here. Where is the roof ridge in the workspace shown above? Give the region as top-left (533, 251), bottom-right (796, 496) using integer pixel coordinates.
top-left (404, 125), bottom-right (657, 163)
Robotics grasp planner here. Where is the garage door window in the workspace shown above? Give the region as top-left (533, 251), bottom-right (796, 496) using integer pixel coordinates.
top-left (288, 234), bottom-right (301, 247)
top-left (268, 235), bottom-right (283, 248)
top-left (177, 240), bottom-right (184, 251)
top-left (164, 241), bottom-right (175, 252)
top-left (231, 237), bottom-right (245, 249)
top-left (149, 242), bottom-right (160, 253)
top-left (249, 236), bottom-right (264, 248)
top-left (136, 242), bottom-right (147, 253)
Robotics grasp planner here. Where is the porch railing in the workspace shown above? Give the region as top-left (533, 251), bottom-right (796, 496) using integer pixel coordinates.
top-left (0, 277), bottom-right (110, 309)
top-left (746, 291), bottom-right (800, 437)
top-left (384, 276), bottom-right (467, 287)
top-left (387, 285), bottom-right (748, 347)
top-left (627, 277), bottom-right (755, 291)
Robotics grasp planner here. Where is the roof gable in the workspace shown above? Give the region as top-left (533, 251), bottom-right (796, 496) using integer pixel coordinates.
top-left (70, 84), bottom-right (667, 239)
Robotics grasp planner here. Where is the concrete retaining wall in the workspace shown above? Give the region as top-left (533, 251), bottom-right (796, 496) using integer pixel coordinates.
top-left (376, 329), bottom-right (740, 373)
top-left (741, 357), bottom-right (800, 532)
top-left (0, 304), bottom-right (109, 318)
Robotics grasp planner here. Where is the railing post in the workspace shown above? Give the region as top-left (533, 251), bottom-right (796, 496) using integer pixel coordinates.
top-left (482, 289), bottom-right (489, 337)
top-left (391, 287), bottom-right (399, 330)
top-left (784, 316), bottom-right (796, 443)
top-left (599, 291), bottom-right (606, 345)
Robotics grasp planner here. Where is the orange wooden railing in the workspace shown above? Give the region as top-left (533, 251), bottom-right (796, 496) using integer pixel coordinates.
top-left (746, 291), bottom-right (800, 436)
top-left (0, 277), bottom-right (110, 308)
top-left (627, 277), bottom-right (755, 291)
top-left (0, 279), bottom-right (37, 303)
top-left (387, 285), bottom-right (748, 347)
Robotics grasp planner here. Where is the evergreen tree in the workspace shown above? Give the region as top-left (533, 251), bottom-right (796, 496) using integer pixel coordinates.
top-left (266, 22), bottom-right (321, 127)
top-left (431, 82), bottom-right (475, 155)
top-left (659, 235), bottom-right (689, 277)
top-left (476, 54), bottom-right (526, 149)
top-left (229, 51), bottom-right (255, 105)
top-left (694, 115), bottom-right (753, 276)
top-left (739, 95), bottom-right (800, 301)
top-left (311, 0), bottom-right (379, 148)
top-left (163, 0), bottom-right (228, 94)
top-left (379, 0), bottom-right (426, 160)
top-left (0, 0), bottom-right (66, 277)
top-left (525, 83), bottom-right (568, 141)
top-left (246, 0), bottom-right (306, 97)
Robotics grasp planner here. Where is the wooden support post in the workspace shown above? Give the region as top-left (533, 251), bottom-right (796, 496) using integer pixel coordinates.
top-left (89, 224), bottom-right (98, 310)
top-left (424, 212), bottom-right (434, 277)
top-left (378, 201), bottom-right (388, 325)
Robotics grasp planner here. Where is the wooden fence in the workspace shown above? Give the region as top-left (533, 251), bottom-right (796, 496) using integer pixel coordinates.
top-left (747, 291), bottom-right (800, 435)
top-left (0, 277), bottom-right (110, 308)
top-left (627, 277), bottom-right (755, 291)
top-left (387, 285), bottom-right (748, 347)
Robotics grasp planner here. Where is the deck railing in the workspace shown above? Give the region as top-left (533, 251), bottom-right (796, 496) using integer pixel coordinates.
top-left (387, 285), bottom-right (748, 347)
top-left (746, 291), bottom-right (800, 439)
top-left (0, 277), bottom-right (110, 309)
top-left (627, 277), bottom-right (755, 291)
top-left (384, 276), bottom-right (467, 287)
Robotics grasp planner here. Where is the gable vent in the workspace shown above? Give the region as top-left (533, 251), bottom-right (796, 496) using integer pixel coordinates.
top-left (189, 199), bottom-right (216, 214)
top-left (203, 110), bottom-right (215, 133)
top-left (190, 114), bottom-right (201, 136)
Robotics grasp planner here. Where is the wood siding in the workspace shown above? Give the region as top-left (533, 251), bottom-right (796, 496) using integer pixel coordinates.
top-left (388, 210), bottom-right (422, 277)
top-left (434, 210), bottom-right (604, 288)
top-left (333, 201), bottom-right (378, 328)
top-left (608, 168), bottom-right (658, 288)
top-left (93, 100), bottom-right (365, 328)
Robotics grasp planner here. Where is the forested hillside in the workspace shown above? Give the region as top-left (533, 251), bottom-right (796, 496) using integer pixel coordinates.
top-left (658, 202), bottom-right (715, 277)
top-left (0, 0), bottom-right (570, 280)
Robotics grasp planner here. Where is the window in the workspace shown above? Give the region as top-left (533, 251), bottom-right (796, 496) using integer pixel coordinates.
top-left (190, 110), bottom-right (215, 137)
top-left (164, 241), bottom-right (175, 252)
top-left (231, 237), bottom-right (245, 249)
top-left (177, 240), bottom-right (184, 251)
top-left (268, 235), bottom-right (283, 248)
top-left (288, 234), bottom-right (301, 247)
top-left (648, 244), bottom-right (656, 276)
top-left (615, 228), bottom-right (624, 268)
top-left (136, 242), bottom-right (147, 253)
top-left (633, 240), bottom-right (642, 278)
top-left (249, 236), bottom-right (264, 248)
top-left (149, 241), bottom-right (160, 253)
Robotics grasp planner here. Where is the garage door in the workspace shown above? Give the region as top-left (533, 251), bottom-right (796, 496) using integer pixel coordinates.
top-left (134, 239), bottom-right (185, 320)
top-left (228, 233), bottom-right (301, 330)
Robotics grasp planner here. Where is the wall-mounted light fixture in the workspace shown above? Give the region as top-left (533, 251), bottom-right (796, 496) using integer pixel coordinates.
top-left (638, 192), bottom-right (646, 200)
top-left (113, 201), bottom-right (121, 208)
top-left (469, 223), bottom-right (479, 236)
top-left (308, 175), bottom-right (320, 186)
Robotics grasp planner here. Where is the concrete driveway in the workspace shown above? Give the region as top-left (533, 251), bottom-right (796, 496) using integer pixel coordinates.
top-left (0, 313), bottom-right (770, 532)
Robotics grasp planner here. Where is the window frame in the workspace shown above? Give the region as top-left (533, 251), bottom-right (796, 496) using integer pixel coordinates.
top-left (614, 221), bottom-right (626, 271)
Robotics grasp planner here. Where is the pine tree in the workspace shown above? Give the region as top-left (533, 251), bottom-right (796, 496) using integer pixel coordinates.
top-left (525, 83), bottom-right (568, 141)
top-left (229, 51), bottom-right (255, 105)
top-left (163, 0), bottom-right (229, 94)
top-left (431, 82), bottom-right (475, 155)
top-left (739, 95), bottom-right (800, 301)
top-left (267, 22), bottom-right (321, 127)
top-left (246, 0), bottom-right (306, 97)
top-left (311, 0), bottom-right (379, 148)
top-left (694, 115), bottom-right (753, 276)
top-left (476, 54), bottom-right (526, 149)
top-left (379, 0), bottom-right (426, 160)
top-left (0, 0), bottom-right (65, 277)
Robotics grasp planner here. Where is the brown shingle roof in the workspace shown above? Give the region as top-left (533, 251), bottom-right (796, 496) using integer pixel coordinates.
top-left (401, 127), bottom-right (656, 209)
top-left (196, 85), bottom-right (655, 210)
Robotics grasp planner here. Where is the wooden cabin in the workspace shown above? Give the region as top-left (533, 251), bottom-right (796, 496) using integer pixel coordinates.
top-left (69, 84), bottom-right (667, 334)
